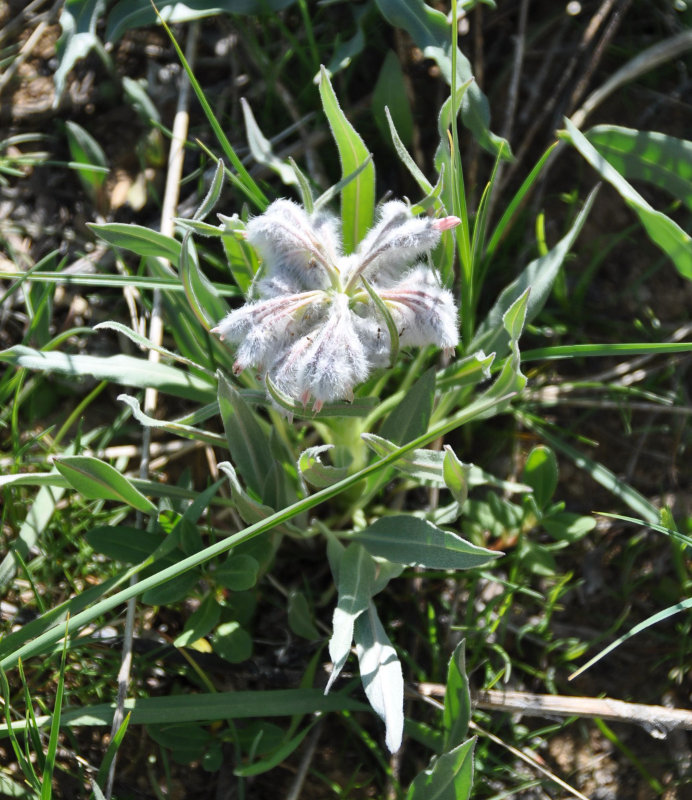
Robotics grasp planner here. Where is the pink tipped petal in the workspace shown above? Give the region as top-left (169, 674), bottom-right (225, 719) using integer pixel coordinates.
top-left (312, 399), bottom-right (324, 414)
top-left (432, 216), bottom-right (462, 231)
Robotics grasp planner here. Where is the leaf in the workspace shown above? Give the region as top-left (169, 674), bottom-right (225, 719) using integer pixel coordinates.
top-left (443, 641), bottom-right (471, 751)
top-left (106, 0), bottom-right (297, 42)
top-left (361, 433), bottom-right (528, 494)
top-left (174, 595), bottom-right (222, 648)
top-left (373, 51), bottom-right (414, 148)
top-left (406, 737), bottom-right (475, 800)
top-left (64, 121), bottom-right (109, 202)
top-left (354, 603), bottom-right (404, 753)
top-left (352, 515), bottom-right (501, 570)
top-left (89, 222), bottom-right (181, 263)
top-left (287, 591), bottom-right (321, 641)
top-left (86, 525), bottom-right (166, 563)
top-left (380, 366), bottom-right (436, 445)
top-left (54, 456), bottom-right (156, 513)
top-left (180, 233), bottom-right (229, 329)
top-left (219, 214), bottom-right (258, 294)
top-left (472, 187), bottom-right (597, 357)
top-left (54, 0), bottom-right (110, 102)
top-left (298, 445), bottom-right (351, 488)
top-left (571, 596), bottom-right (692, 681)
top-left (193, 157), bottom-right (225, 221)
top-left (241, 98), bottom-right (298, 186)
top-left (562, 118), bottom-right (692, 280)
top-left (0, 346), bottom-right (216, 403)
top-left (141, 571), bottom-right (200, 606)
top-left (585, 125), bottom-right (692, 214)
top-left (214, 553), bottom-right (259, 592)
top-left (234, 722), bottom-right (316, 777)
top-left (442, 446), bottom-right (469, 505)
top-left (0, 689), bottom-right (367, 736)
top-left (217, 371), bottom-right (279, 501)
top-left (118, 394), bottom-right (224, 447)
top-left (375, 0), bottom-right (507, 158)
top-left (522, 445), bottom-right (558, 511)
top-left (325, 543), bottom-right (378, 693)
top-left (318, 66), bottom-right (375, 252)
top-left (213, 621), bottom-right (253, 663)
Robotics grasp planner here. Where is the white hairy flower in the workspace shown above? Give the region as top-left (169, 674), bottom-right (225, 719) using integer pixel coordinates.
top-left (212, 199), bottom-right (460, 412)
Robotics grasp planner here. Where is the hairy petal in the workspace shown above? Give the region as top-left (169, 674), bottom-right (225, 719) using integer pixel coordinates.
top-left (379, 266), bottom-right (459, 350)
top-left (345, 202), bottom-right (459, 287)
top-left (212, 290), bottom-right (328, 373)
top-left (271, 293), bottom-right (371, 408)
top-left (246, 199), bottom-right (341, 291)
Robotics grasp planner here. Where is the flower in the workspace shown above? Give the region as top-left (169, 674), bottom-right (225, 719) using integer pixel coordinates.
top-left (212, 199), bottom-right (460, 412)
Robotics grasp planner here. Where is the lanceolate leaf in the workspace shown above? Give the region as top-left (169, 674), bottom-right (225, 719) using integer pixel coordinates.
top-left (0, 689), bottom-right (366, 736)
top-left (217, 372), bottom-right (279, 501)
top-left (585, 125), bottom-right (692, 214)
top-left (89, 223), bottom-right (182, 263)
top-left (380, 366), bottom-right (435, 445)
top-left (472, 187), bottom-right (597, 357)
top-left (353, 516), bottom-right (500, 570)
top-left (318, 66), bottom-right (375, 252)
top-left (354, 603), bottom-right (404, 753)
top-left (325, 543), bottom-right (378, 693)
top-left (406, 737), bottom-right (476, 800)
top-left (0, 346), bottom-right (216, 403)
top-left (55, 456), bottom-right (156, 514)
top-left (443, 641), bottom-right (471, 751)
top-left (375, 0), bottom-right (507, 158)
top-left (563, 118), bottom-right (692, 280)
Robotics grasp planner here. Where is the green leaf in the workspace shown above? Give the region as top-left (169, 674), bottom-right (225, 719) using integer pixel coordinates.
top-left (287, 591), bottom-right (321, 641)
top-left (54, 456), bottom-right (156, 513)
top-left (86, 525), bottom-right (166, 563)
top-left (174, 595), bottom-right (222, 648)
top-left (375, 0), bottom-right (507, 158)
top-left (522, 445), bottom-right (558, 510)
top-left (213, 621), bottom-right (253, 663)
top-left (141, 571), bottom-right (200, 606)
top-left (472, 187), bottom-right (597, 357)
top-left (0, 346), bottom-right (215, 403)
top-left (234, 722), bottom-right (317, 777)
top-left (214, 553), bottom-right (259, 592)
top-left (180, 233), bottom-right (229, 329)
top-left (64, 121), bottom-right (109, 201)
top-left (54, 0), bottom-right (111, 102)
top-left (373, 51), bottom-right (414, 147)
top-left (106, 0), bottom-right (297, 42)
top-left (406, 737), bottom-right (476, 800)
top-left (354, 603), bottom-right (404, 753)
top-left (193, 157), bottom-right (225, 221)
top-left (217, 372), bottom-right (279, 501)
top-left (325, 543), bottom-right (378, 693)
top-left (219, 214), bottom-right (257, 294)
top-left (442, 447), bottom-right (469, 505)
top-left (443, 641), bottom-right (471, 752)
top-left (0, 689), bottom-right (367, 737)
top-left (298, 445), bottom-right (351, 488)
top-left (241, 98), bottom-right (298, 186)
top-left (571, 596), bottom-right (692, 681)
top-left (318, 66), bottom-right (375, 252)
top-left (89, 222), bottom-right (181, 263)
top-left (380, 366), bottom-right (435, 445)
top-left (562, 118), bottom-right (692, 280)
top-left (586, 125), bottom-right (692, 214)
top-left (352, 516), bottom-right (501, 570)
